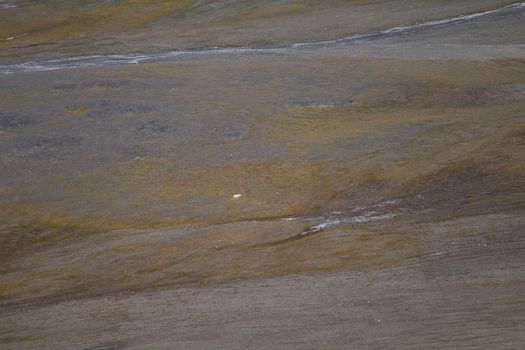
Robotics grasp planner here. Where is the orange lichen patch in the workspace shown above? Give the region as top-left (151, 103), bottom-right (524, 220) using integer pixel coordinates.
top-left (225, 3), bottom-right (306, 23)
top-left (401, 114), bottom-right (525, 183)
top-left (0, 202), bottom-right (124, 231)
top-left (0, 203), bottom-right (127, 266)
top-left (66, 105), bottom-right (89, 116)
top-left (264, 114), bottom-right (363, 146)
top-left (0, 0), bottom-right (197, 47)
top-left (0, 280), bottom-right (28, 299)
top-left (350, 57), bottom-right (525, 89)
top-left (509, 163), bottom-right (525, 176)
top-left (233, 228), bottom-right (418, 278)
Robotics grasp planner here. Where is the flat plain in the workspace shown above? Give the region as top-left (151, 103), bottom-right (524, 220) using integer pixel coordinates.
top-left (1, 1), bottom-right (525, 349)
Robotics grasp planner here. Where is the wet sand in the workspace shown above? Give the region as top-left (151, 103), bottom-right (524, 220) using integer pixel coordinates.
top-left (1, 1), bottom-right (525, 349)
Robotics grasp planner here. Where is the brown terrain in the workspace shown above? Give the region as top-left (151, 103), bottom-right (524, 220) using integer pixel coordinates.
top-left (0, 1), bottom-right (524, 349)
